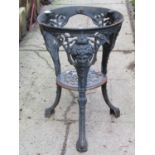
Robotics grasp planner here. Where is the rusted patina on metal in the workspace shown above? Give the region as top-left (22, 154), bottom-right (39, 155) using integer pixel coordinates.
top-left (56, 70), bottom-right (107, 91)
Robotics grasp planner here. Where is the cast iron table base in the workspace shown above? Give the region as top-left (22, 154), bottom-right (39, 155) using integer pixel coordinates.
top-left (37, 6), bottom-right (123, 152)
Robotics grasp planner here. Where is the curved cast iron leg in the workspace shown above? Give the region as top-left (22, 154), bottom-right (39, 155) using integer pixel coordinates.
top-left (45, 85), bottom-right (62, 118)
top-left (76, 67), bottom-right (89, 152)
top-left (101, 83), bottom-right (120, 118)
top-left (41, 31), bottom-right (62, 118)
top-left (76, 92), bottom-right (88, 152)
top-left (101, 43), bottom-right (120, 118)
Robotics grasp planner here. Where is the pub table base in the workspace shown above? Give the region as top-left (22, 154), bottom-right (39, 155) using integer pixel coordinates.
top-left (37, 6), bottom-right (123, 152)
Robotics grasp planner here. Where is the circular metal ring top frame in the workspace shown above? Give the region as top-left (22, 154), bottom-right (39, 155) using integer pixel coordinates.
top-left (37, 6), bottom-right (123, 33)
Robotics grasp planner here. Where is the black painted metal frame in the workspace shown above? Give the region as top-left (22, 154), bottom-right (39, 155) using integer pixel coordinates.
top-left (37, 6), bottom-right (123, 152)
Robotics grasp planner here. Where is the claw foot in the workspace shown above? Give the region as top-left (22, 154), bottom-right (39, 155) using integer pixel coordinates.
top-left (110, 107), bottom-right (120, 118)
top-left (76, 139), bottom-right (88, 152)
top-left (45, 108), bottom-right (55, 118)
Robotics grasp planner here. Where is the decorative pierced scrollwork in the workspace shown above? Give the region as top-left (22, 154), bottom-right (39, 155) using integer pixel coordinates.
top-left (50, 31), bottom-right (116, 67)
top-left (92, 10), bottom-right (122, 27)
top-left (92, 13), bottom-right (111, 27)
top-left (39, 6), bottom-right (123, 81)
top-left (44, 11), bottom-right (68, 27)
top-left (57, 70), bottom-right (107, 90)
top-left (38, 6), bottom-right (123, 153)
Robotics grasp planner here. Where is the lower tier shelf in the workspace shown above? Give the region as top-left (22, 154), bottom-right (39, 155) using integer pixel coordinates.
top-left (56, 70), bottom-right (107, 91)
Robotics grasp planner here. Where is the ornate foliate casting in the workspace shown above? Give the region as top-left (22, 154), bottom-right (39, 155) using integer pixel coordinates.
top-left (37, 6), bottom-right (123, 153)
top-left (57, 70), bottom-right (107, 91)
top-left (49, 31), bottom-right (117, 67)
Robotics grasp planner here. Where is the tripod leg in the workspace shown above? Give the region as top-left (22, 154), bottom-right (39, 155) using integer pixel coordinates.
top-left (76, 67), bottom-right (89, 152)
top-left (45, 85), bottom-right (62, 118)
top-left (76, 91), bottom-right (88, 152)
top-left (101, 83), bottom-right (120, 118)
